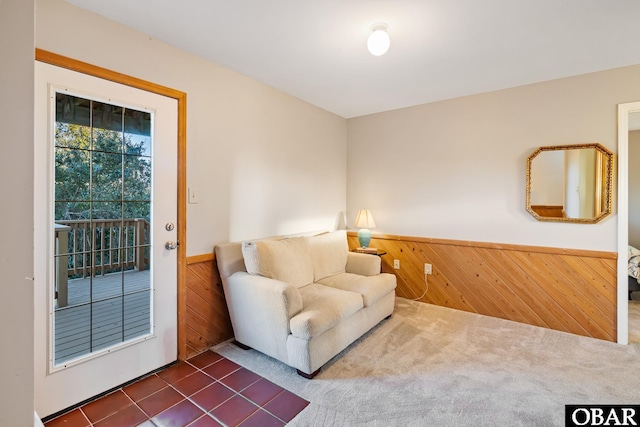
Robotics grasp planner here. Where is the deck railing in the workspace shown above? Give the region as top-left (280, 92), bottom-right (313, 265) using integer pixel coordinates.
top-left (54, 218), bottom-right (150, 307)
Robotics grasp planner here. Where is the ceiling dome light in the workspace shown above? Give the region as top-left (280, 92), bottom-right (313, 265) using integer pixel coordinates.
top-left (367, 22), bottom-right (390, 56)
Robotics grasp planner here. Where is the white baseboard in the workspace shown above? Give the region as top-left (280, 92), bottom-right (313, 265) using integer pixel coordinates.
top-left (34, 411), bottom-right (44, 427)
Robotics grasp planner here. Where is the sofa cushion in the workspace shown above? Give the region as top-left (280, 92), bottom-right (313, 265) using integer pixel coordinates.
top-left (306, 230), bottom-right (348, 281)
top-left (242, 237), bottom-right (313, 288)
top-left (215, 242), bottom-right (246, 280)
top-left (316, 272), bottom-right (397, 307)
top-left (290, 283), bottom-right (363, 339)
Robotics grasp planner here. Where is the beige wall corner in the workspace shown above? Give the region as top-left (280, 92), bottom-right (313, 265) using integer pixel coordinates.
top-left (0, 0), bottom-right (35, 426)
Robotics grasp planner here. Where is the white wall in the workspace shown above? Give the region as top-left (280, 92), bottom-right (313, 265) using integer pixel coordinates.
top-left (36, 0), bottom-right (347, 256)
top-left (0, 1), bottom-right (36, 426)
top-left (347, 66), bottom-right (640, 252)
top-left (629, 130), bottom-right (640, 248)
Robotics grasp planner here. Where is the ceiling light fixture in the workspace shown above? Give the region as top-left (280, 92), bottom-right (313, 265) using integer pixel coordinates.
top-left (367, 22), bottom-right (390, 56)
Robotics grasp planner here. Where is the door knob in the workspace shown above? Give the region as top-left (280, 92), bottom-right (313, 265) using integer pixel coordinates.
top-left (165, 241), bottom-right (178, 250)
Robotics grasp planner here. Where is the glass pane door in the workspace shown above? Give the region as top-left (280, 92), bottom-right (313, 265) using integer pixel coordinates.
top-left (53, 92), bottom-right (152, 366)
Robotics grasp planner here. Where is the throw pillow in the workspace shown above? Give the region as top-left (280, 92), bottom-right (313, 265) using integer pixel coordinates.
top-left (242, 237), bottom-right (314, 288)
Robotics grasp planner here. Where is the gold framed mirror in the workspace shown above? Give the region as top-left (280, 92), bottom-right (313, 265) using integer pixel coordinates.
top-left (526, 143), bottom-right (614, 223)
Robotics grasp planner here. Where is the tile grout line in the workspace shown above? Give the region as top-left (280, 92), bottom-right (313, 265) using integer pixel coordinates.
top-left (141, 361), bottom-right (230, 423)
top-left (81, 390), bottom-right (135, 426)
top-left (97, 390), bottom-right (140, 426)
top-left (186, 356), bottom-right (292, 425)
top-left (184, 358), bottom-right (245, 425)
top-left (129, 387), bottom-right (175, 424)
top-left (165, 378), bottom-right (224, 424)
top-left (119, 374), bottom-right (174, 422)
top-left (184, 357), bottom-right (287, 425)
top-left (78, 407), bottom-right (92, 427)
top-left (45, 351), bottom-right (303, 426)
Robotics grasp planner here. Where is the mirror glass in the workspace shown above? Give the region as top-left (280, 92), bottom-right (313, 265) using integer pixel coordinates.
top-left (526, 143), bottom-right (613, 223)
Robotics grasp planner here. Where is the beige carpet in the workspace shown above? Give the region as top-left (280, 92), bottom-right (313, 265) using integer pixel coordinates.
top-left (214, 297), bottom-right (640, 427)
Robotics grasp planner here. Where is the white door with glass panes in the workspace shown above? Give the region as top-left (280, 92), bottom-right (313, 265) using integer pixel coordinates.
top-left (34, 61), bottom-right (178, 417)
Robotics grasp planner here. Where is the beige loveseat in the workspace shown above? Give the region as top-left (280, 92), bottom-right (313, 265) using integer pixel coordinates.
top-left (214, 230), bottom-right (396, 378)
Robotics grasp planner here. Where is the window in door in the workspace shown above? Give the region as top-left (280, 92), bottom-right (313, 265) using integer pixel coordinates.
top-left (53, 92), bottom-right (153, 366)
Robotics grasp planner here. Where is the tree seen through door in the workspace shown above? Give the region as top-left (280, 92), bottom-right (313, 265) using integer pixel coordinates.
top-left (53, 92), bottom-right (153, 365)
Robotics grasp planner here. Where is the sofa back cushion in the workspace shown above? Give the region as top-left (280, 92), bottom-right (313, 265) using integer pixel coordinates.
top-left (242, 237), bottom-right (313, 288)
top-left (306, 230), bottom-right (348, 281)
top-left (215, 242), bottom-right (246, 281)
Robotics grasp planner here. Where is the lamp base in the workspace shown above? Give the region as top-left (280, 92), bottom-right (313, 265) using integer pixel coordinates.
top-left (357, 228), bottom-right (372, 248)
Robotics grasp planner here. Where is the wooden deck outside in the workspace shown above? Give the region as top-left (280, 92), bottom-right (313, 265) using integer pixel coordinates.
top-left (54, 269), bottom-right (151, 364)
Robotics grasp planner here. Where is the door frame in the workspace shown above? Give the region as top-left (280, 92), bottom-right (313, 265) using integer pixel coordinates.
top-left (35, 49), bottom-right (189, 360)
top-left (616, 101), bottom-right (640, 345)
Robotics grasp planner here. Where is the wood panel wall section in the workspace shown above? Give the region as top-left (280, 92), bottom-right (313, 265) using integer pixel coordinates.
top-left (347, 232), bottom-right (618, 342)
top-left (185, 254), bottom-right (233, 358)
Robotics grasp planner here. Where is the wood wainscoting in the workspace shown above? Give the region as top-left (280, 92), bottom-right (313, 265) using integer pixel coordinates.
top-left (347, 232), bottom-right (617, 342)
top-left (185, 254), bottom-right (233, 357)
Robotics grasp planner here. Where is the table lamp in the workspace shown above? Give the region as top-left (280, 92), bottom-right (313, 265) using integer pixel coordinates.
top-left (354, 209), bottom-right (376, 248)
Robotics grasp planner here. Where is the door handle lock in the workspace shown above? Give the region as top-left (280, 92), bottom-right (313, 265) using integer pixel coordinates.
top-left (165, 241), bottom-right (179, 250)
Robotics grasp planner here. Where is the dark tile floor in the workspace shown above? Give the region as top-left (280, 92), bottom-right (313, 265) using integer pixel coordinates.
top-left (43, 350), bottom-right (309, 427)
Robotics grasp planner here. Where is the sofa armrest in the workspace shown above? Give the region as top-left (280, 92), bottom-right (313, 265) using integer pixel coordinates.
top-left (225, 272), bottom-right (303, 362)
top-left (346, 252), bottom-right (381, 276)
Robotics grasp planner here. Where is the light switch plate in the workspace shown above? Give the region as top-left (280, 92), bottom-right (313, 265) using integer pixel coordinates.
top-left (188, 188), bottom-right (199, 204)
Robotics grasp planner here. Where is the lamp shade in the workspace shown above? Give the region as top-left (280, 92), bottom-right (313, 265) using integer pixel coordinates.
top-left (354, 209), bottom-right (376, 228)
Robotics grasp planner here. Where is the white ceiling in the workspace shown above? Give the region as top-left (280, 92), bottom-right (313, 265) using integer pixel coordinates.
top-left (66, 0), bottom-right (640, 118)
